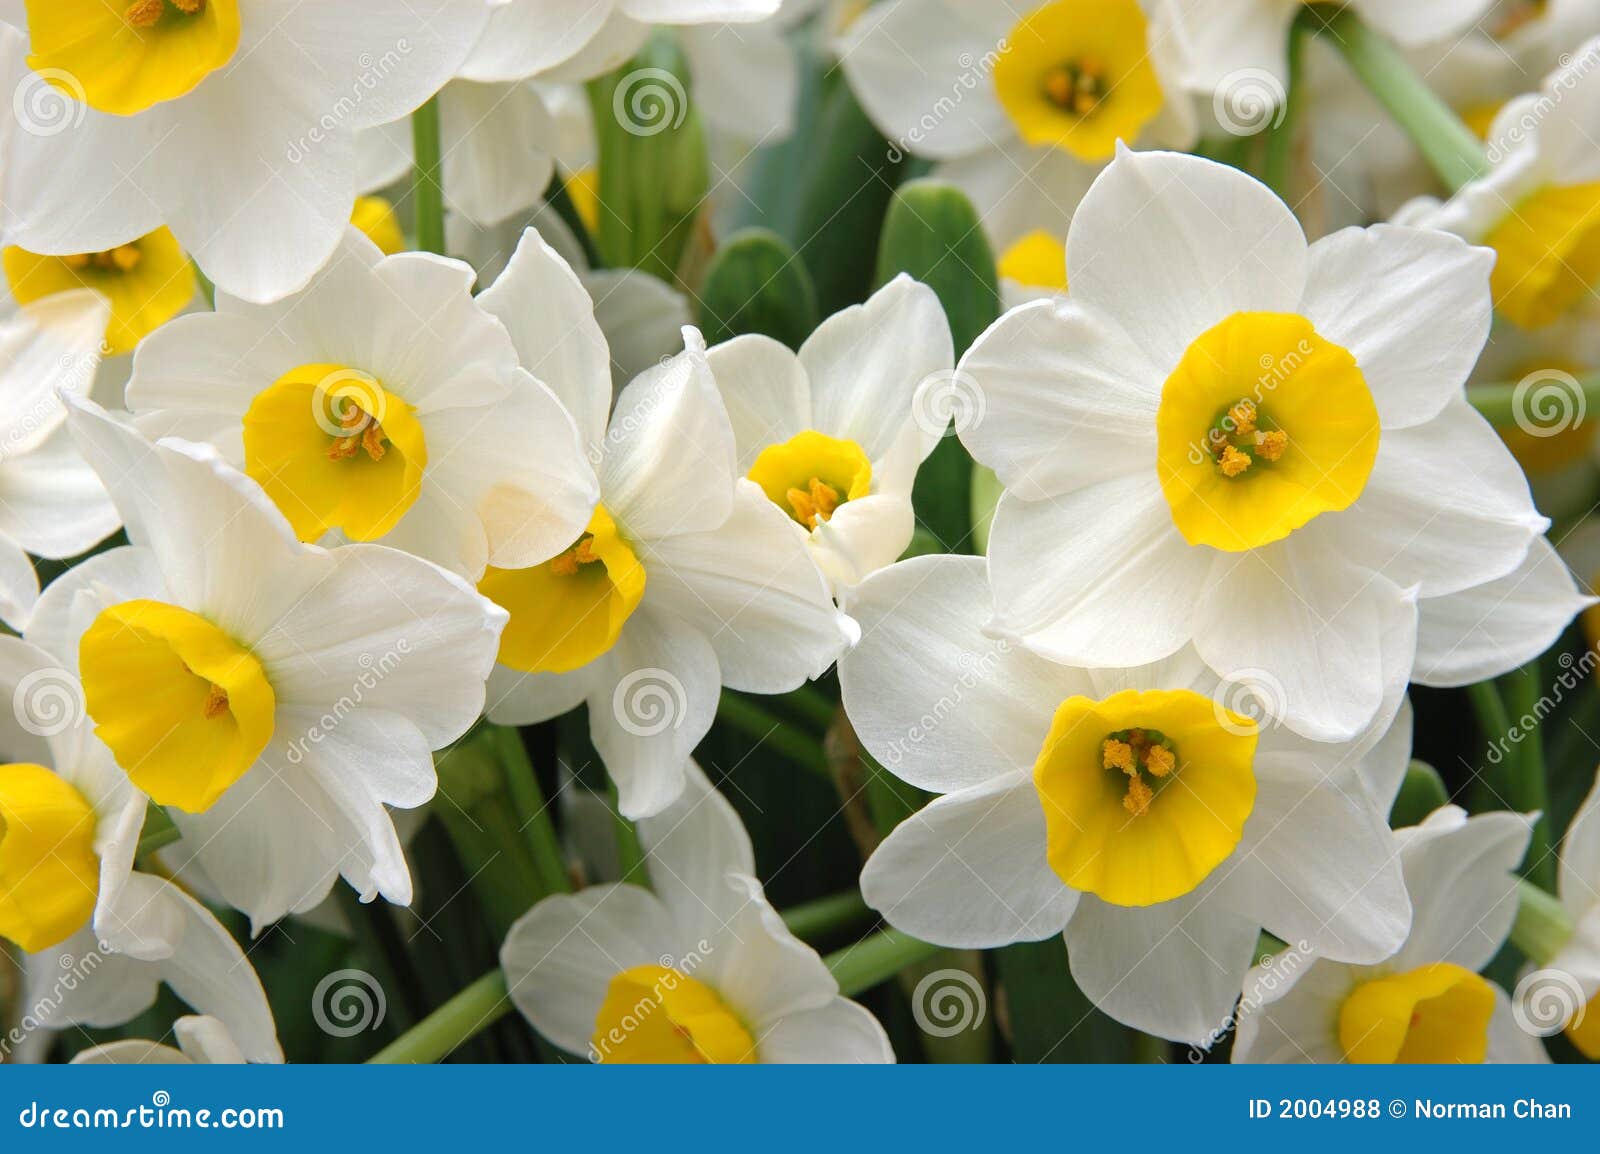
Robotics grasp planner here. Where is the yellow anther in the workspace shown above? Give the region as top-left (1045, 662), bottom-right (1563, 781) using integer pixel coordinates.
top-left (1144, 744), bottom-right (1175, 778)
top-left (327, 407), bottom-right (387, 463)
top-left (786, 477), bottom-right (842, 529)
top-left (62, 253), bottom-right (92, 271)
top-left (1043, 59), bottom-right (1105, 117)
top-left (1228, 399), bottom-right (1257, 436)
top-left (1102, 738), bottom-right (1135, 772)
top-left (107, 245), bottom-right (142, 273)
top-left (549, 537), bottom-right (600, 577)
top-left (1044, 67), bottom-right (1075, 108)
top-left (1218, 445), bottom-right (1253, 477)
top-left (125, 0), bottom-right (166, 27)
top-left (201, 683), bottom-right (229, 720)
top-left (171, 0), bottom-right (206, 12)
top-left (1256, 430), bottom-right (1288, 462)
top-left (1122, 773), bottom-right (1153, 817)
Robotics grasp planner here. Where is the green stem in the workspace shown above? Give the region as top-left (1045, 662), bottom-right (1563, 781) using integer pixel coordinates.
top-left (1317, 8), bottom-right (1488, 192)
top-left (824, 929), bottom-right (942, 997)
top-left (778, 684), bottom-right (838, 731)
top-left (716, 693), bottom-right (831, 778)
top-left (1133, 1032), bottom-right (1169, 1063)
top-left (367, 972), bottom-right (511, 1065)
top-left (1467, 374), bottom-right (1600, 428)
top-left (781, 890), bottom-right (872, 944)
top-left (134, 807), bottom-right (180, 859)
top-left (411, 97), bottom-right (446, 255)
top-left (489, 725), bottom-right (571, 898)
top-left (1262, 14), bottom-right (1307, 199)
top-left (544, 174), bottom-right (603, 270)
top-left (1502, 662), bottom-right (1558, 891)
top-left (608, 780), bottom-right (647, 887)
top-left (1511, 878), bottom-right (1574, 965)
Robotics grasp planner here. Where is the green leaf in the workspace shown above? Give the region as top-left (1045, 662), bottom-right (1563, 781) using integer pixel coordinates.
top-left (873, 178), bottom-right (1001, 356)
top-left (1389, 759), bottom-right (1450, 829)
top-left (792, 81), bottom-right (908, 314)
top-left (875, 179), bottom-right (1001, 553)
top-left (994, 937), bottom-right (1137, 1062)
top-left (698, 228), bottom-right (819, 350)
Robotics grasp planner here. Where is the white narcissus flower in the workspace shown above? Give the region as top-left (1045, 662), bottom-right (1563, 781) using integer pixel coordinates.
top-left (124, 229), bottom-right (599, 582)
top-left (1397, 39), bottom-right (1600, 331)
top-left (0, 4), bottom-right (496, 305)
top-left (475, 231), bottom-right (853, 819)
top-left (357, 79), bottom-right (563, 230)
top-left (959, 148), bottom-right (1585, 742)
top-left (501, 762), bottom-right (893, 1063)
top-left (840, 0), bottom-right (1197, 246)
top-left (1233, 807), bottom-right (1547, 1064)
top-left (1543, 769), bottom-right (1600, 1059)
top-left (1168, 0), bottom-right (1495, 105)
top-left (27, 399), bottom-right (506, 930)
top-left (459, 0), bottom-right (782, 85)
top-left (73, 1015), bottom-right (267, 1065)
top-left (0, 636), bottom-right (280, 1061)
top-left (839, 554), bottom-right (1414, 1044)
top-left (706, 276), bottom-right (954, 590)
top-left (0, 290), bottom-right (119, 627)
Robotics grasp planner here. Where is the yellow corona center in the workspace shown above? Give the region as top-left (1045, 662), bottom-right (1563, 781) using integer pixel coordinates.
top-left (241, 364), bottom-right (428, 544)
top-left (25, 0), bottom-right (242, 118)
top-left (747, 430), bottom-right (872, 530)
top-left (1485, 183), bottom-right (1600, 330)
top-left (3, 228), bottom-right (195, 357)
top-left (998, 230), bottom-right (1068, 292)
top-left (79, 600), bottom-right (275, 813)
top-left (351, 197), bottom-right (405, 256)
top-left (0, 763), bottom-right (101, 953)
top-left (591, 964), bottom-right (756, 1064)
top-left (1156, 311), bottom-right (1379, 553)
top-left (1566, 991), bottom-right (1600, 1060)
top-left (479, 505), bottom-right (646, 675)
top-left (1032, 687), bottom-right (1257, 908)
top-left (566, 168), bottom-right (602, 238)
top-left (1338, 962), bottom-right (1496, 1064)
top-left (993, 0), bottom-right (1164, 162)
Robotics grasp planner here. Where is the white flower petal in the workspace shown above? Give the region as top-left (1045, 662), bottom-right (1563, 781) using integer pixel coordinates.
top-left (1066, 149), bottom-right (1307, 374)
top-left (1413, 536), bottom-right (1593, 687)
top-left (705, 334), bottom-right (811, 472)
top-left (989, 476), bottom-right (1209, 668)
top-left (958, 298), bottom-right (1162, 499)
top-left (1224, 753), bottom-right (1411, 965)
top-left (1392, 807), bottom-right (1533, 973)
top-left (639, 481), bottom-right (850, 694)
top-left (1231, 955), bottom-right (1355, 1063)
top-left (439, 80), bottom-right (556, 227)
top-left (840, 554), bottom-right (1079, 792)
top-left (861, 771), bottom-right (1079, 948)
top-left (478, 227), bottom-right (614, 450)
top-left (800, 275), bottom-right (952, 463)
top-left (1301, 224), bottom-right (1494, 429)
top-left (637, 761), bottom-right (755, 936)
top-left (1067, 881), bottom-right (1260, 1044)
top-left (500, 882), bottom-right (678, 1058)
top-left (602, 334), bottom-right (738, 541)
top-left (755, 997), bottom-right (894, 1063)
top-left (587, 608), bottom-right (721, 820)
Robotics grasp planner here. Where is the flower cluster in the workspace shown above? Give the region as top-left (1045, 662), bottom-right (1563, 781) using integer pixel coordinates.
top-left (2, 0), bottom-right (1600, 1072)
